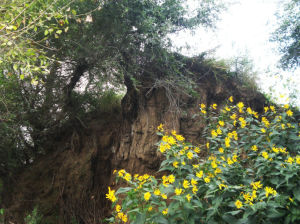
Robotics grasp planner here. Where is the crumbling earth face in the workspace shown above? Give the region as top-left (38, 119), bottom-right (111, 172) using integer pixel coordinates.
top-left (2, 73), bottom-right (265, 223)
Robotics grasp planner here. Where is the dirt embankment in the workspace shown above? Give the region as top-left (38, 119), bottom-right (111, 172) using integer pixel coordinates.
top-left (2, 71), bottom-right (265, 223)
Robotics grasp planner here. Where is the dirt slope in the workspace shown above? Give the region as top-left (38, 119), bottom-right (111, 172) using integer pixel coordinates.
top-left (2, 65), bottom-right (265, 223)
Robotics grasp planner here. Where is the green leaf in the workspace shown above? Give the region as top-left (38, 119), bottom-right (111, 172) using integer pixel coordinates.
top-left (56, 30), bottom-right (62, 34)
top-left (153, 216), bottom-right (169, 224)
top-left (132, 212), bottom-right (146, 224)
top-left (293, 188), bottom-right (300, 201)
top-left (226, 210), bottom-right (243, 216)
top-left (116, 187), bottom-right (132, 195)
top-left (44, 30), bottom-right (49, 36)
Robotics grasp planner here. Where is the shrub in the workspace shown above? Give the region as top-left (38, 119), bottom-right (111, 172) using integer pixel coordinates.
top-left (106, 97), bottom-right (300, 224)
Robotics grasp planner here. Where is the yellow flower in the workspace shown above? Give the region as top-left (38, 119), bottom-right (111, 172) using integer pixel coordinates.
top-left (157, 123), bottom-right (164, 131)
top-left (162, 176), bottom-right (169, 187)
top-left (124, 173), bottom-right (131, 182)
top-left (211, 129), bottom-right (218, 138)
top-left (284, 104), bottom-right (289, 109)
top-left (162, 208), bottom-right (168, 215)
top-left (162, 136), bottom-right (168, 142)
top-left (289, 197), bottom-right (294, 203)
top-left (148, 206), bottom-right (153, 211)
top-left (230, 113), bottom-right (237, 120)
top-left (225, 106), bottom-right (231, 111)
top-left (179, 149), bottom-right (185, 155)
top-left (227, 158), bottom-right (233, 165)
top-left (211, 161), bottom-right (217, 169)
top-left (161, 194), bottom-right (167, 199)
top-left (229, 96), bottom-right (234, 102)
top-left (296, 156), bottom-right (300, 165)
top-left (218, 147), bottom-right (224, 153)
top-left (122, 214), bottom-right (128, 222)
top-left (206, 142), bottom-right (210, 149)
top-left (116, 205), bottom-right (122, 212)
top-left (272, 147), bottom-right (279, 153)
top-left (167, 136), bottom-right (176, 145)
top-left (251, 145), bottom-right (258, 151)
top-left (154, 189), bottom-right (161, 196)
top-left (192, 187), bottom-right (198, 194)
top-left (219, 120), bottom-right (225, 126)
top-left (235, 200), bottom-right (243, 209)
top-left (175, 188), bottom-right (183, 195)
top-left (212, 103), bottom-right (217, 110)
top-left (243, 192), bottom-right (252, 202)
top-left (193, 164), bottom-right (199, 169)
top-left (204, 177), bottom-right (210, 183)
top-left (265, 186), bottom-right (276, 197)
top-left (214, 167), bottom-right (222, 174)
top-left (232, 154), bottom-right (238, 162)
top-left (144, 192), bottom-right (151, 201)
top-left (262, 117), bottom-right (270, 127)
top-left (237, 102), bottom-right (244, 109)
top-left (186, 194), bottom-right (192, 201)
top-left (168, 174), bottom-right (175, 183)
top-left (191, 178), bottom-right (198, 186)
top-left (183, 180), bottom-right (190, 189)
top-left (200, 103), bottom-right (206, 109)
top-left (217, 128), bottom-right (222, 135)
top-left (252, 190), bottom-right (257, 199)
top-left (176, 134), bottom-right (185, 141)
top-left (286, 157), bottom-right (294, 164)
top-left (117, 212), bottom-right (124, 219)
top-left (261, 128), bottom-right (266, 133)
top-left (159, 143), bottom-right (166, 153)
top-left (196, 170), bottom-right (203, 178)
top-left (194, 147), bottom-right (200, 153)
top-left (247, 107), bottom-right (253, 114)
top-left (143, 174), bottom-right (150, 179)
top-left (286, 110), bottom-right (293, 116)
top-left (187, 151), bottom-right (193, 159)
top-left (225, 137), bottom-right (230, 148)
top-left (201, 110), bottom-right (207, 114)
top-left (270, 105), bottom-right (276, 112)
top-left (106, 187), bottom-right (117, 202)
top-left (264, 107), bottom-right (269, 113)
top-left (182, 161), bottom-right (186, 165)
top-left (261, 151), bottom-right (269, 159)
top-left (218, 184), bottom-right (227, 190)
top-left (251, 181), bottom-right (263, 190)
top-left (118, 169), bottom-right (125, 177)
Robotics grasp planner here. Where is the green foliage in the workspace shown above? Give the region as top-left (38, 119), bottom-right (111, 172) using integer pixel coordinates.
top-left (106, 98), bottom-right (300, 223)
top-left (0, 208), bottom-right (4, 223)
top-left (24, 207), bottom-right (43, 224)
top-left (271, 0), bottom-right (300, 70)
top-left (0, 0), bottom-right (75, 81)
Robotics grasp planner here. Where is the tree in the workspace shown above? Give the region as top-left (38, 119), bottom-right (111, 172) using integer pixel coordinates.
top-left (0, 0), bottom-right (226, 175)
top-left (271, 0), bottom-right (300, 70)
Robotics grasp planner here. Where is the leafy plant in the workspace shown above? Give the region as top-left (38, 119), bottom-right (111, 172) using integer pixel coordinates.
top-left (106, 97), bottom-right (300, 223)
top-left (24, 207), bottom-right (43, 224)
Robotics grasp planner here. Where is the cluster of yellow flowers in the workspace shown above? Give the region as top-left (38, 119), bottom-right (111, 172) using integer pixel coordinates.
top-left (106, 96), bottom-right (299, 223)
